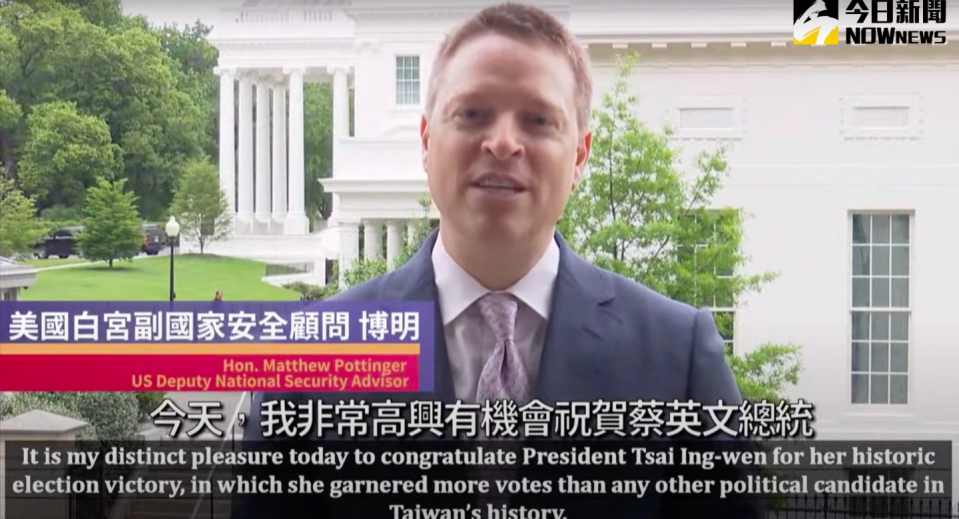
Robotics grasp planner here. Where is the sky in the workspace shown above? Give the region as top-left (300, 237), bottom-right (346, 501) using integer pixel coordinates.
top-left (120, 0), bottom-right (236, 28)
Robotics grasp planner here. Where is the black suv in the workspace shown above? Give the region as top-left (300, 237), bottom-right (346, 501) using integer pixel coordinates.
top-left (141, 224), bottom-right (167, 255)
top-left (34, 226), bottom-right (83, 259)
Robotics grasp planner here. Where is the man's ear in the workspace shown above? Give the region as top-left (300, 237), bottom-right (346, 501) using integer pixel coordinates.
top-left (420, 115), bottom-right (430, 173)
top-left (572, 130), bottom-right (592, 188)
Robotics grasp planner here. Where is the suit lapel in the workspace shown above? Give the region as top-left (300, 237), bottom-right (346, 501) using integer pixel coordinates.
top-left (535, 232), bottom-right (623, 406)
top-left (391, 230), bottom-right (625, 406)
top-left (380, 230), bottom-right (457, 405)
top-left (374, 230), bottom-right (627, 425)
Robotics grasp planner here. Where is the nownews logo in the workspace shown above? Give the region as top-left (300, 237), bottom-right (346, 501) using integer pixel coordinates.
top-left (793, 0), bottom-right (947, 45)
top-left (846, 0), bottom-right (947, 44)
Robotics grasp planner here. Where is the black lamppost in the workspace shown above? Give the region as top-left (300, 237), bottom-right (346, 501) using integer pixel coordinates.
top-left (165, 216), bottom-right (180, 302)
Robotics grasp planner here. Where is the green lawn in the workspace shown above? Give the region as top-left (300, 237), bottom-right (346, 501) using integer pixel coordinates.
top-left (21, 254), bottom-right (301, 301)
top-left (19, 257), bottom-right (88, 268)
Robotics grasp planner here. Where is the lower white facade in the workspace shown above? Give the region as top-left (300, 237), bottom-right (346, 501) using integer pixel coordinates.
top-left (0, 258), bottom-right (37, 301)
top-left (207, 1), bottom-right (959, 495)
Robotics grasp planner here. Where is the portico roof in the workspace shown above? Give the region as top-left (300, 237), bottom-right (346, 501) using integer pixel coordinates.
top-left (0, 256), bottom-right (38, 290)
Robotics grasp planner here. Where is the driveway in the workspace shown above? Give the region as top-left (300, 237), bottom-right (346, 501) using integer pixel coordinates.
top-left (31, 250), bottom-right (171, 271)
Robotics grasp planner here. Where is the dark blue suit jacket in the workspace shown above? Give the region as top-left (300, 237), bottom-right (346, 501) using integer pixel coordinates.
top-left (232, 230), bottom-right (761, 518)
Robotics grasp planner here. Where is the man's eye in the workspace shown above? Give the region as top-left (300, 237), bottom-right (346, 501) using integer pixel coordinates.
top-left (527, 114), bottom-right (554, 128)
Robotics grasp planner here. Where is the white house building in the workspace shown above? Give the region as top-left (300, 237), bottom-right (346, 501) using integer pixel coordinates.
top-left (206, 0), bottom-right (959, 496)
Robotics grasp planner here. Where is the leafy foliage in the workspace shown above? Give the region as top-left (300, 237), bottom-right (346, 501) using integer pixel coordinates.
top-left (58, 0), bottom-right (125, 28)
top-left (286, 280), bottom-right (335, 302)
top-left (0, 177), bottom-right (49, 257)
top-left (133, 392), bottom-right (166, 421)
top-left (558, 53), bottom-right (775, 310)
top-left (51, 391), bottom-right (141, 440)
top-left (0, 1), bottom-right (209, 218)
top-left (0, 393), bottom-right (85, 435)
top-left (728, 344), bottom-right (803, 403)
top-left (77, 177), bottom-right (142, 267)
top-left (0, 391), bottom-right (141, 441)
top-left (343, 257), bottom-right (389, 288)
top-left (304, 83), bottom-right (335, 224)
top-left (17, 100), bottom-right (120, 208)
top-left (155, 21), bottom-right (218, 161)
top-left (558, 53), bottom-right (802, 403)
top-left (0, 2), bottom-right (338, 223)
top-left (170, 158), bottom-right (232, 254)
top-left (0, 90), bottom-right (21, 130)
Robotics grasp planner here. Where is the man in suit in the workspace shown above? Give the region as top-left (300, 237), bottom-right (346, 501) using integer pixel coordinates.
top-left (233, 3), bottom-right (760, 518)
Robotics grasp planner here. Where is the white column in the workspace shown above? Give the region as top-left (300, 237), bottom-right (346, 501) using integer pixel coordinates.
top-left (331, 66), bottom-right (349, 138)
top-left (386, 220), bottom-right (403, 270)
top-left (271, 84), bottom-right (287, 226)
top-left (338, 220), bottom-right (360, 286)
top-left (215, 67), bottom-right (236, 215)
top-left (363, 221), bottom-right (382, 261)
top-left (284, 67), bottom-right (308, 235)
top-left (237, 76), bottom-right (254, 228)
top-left (254, 82), bottom-right (271, 225)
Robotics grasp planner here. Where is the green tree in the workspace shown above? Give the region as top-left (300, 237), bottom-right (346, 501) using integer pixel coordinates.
top-left (0, 90), bottom-right (21, 132)
top-left (133, 392), bottom-right (166, 421)
top-left (77, 177), bottom-right (142, 267)
top-left (154, 21), bottom-right (218, 161)
top-left (18, 100), bottom-right (120, 208)
top-left (78, 24), bottom-right (207, 218)
top-left (558, 53), bottom-right (801, 403)
top-left (727, 344), bottom-right (803, 403)
top-left (304, 83), bottom-right (334, 224)
top-left (0, 90), bottom-right (21, 181)
top-left (58, 0), bottom-right (125, 28)
top-left (0, 2), bottom-right (106, 181)
top-left (1, 1), bottom-right (333, 223)
top-left (170, 158), bottom-right (232, 254)
top-left (0, 177), bottom-right (49, 256)
top-left (154, 21), bottom-right (218, 77)
top-left (0, 1), bottom-right (208, 218)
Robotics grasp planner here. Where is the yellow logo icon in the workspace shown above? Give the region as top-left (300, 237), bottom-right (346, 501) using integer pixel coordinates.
top-left (794, 0), bottom-right (840, 45)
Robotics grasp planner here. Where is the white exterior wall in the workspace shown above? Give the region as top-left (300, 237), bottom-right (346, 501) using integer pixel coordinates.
top-left (209, 1), bottom-right (959, 493)
top-left (583, 46), bottom-right (959, 423)
top-left (591, 47), bottom-right (959, 498)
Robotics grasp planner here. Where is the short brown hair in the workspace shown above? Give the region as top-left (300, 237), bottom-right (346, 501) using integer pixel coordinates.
top-left (425, 3), bottom-right (592, 132)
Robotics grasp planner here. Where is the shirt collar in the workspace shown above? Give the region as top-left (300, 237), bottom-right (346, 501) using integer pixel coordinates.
top-left (432, 233), bottom-right (560, 326)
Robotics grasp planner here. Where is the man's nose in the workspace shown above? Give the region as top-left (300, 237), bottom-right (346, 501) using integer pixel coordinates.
top-left (481, 116), bottom-right (524, 160)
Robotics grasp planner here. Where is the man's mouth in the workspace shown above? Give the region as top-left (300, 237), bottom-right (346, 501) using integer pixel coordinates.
top-left (471, 174), bottom-right (526, 194)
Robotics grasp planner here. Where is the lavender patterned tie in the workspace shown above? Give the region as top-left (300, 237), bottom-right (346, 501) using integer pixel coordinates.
top-left (474, 292), bottom-right (531, 406)
top-left (473, 293), bottom-right (527, 509)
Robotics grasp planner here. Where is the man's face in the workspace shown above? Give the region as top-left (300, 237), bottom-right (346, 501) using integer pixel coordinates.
top-left (421, 33), bottom-right (590, 245)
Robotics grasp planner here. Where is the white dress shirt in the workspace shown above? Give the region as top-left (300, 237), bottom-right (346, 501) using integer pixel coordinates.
top-left (431, 233), bottom-right (560, 403)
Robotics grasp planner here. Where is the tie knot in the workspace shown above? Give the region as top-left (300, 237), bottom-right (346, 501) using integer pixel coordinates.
top-left (476, 292), bottom-right (518, 343)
